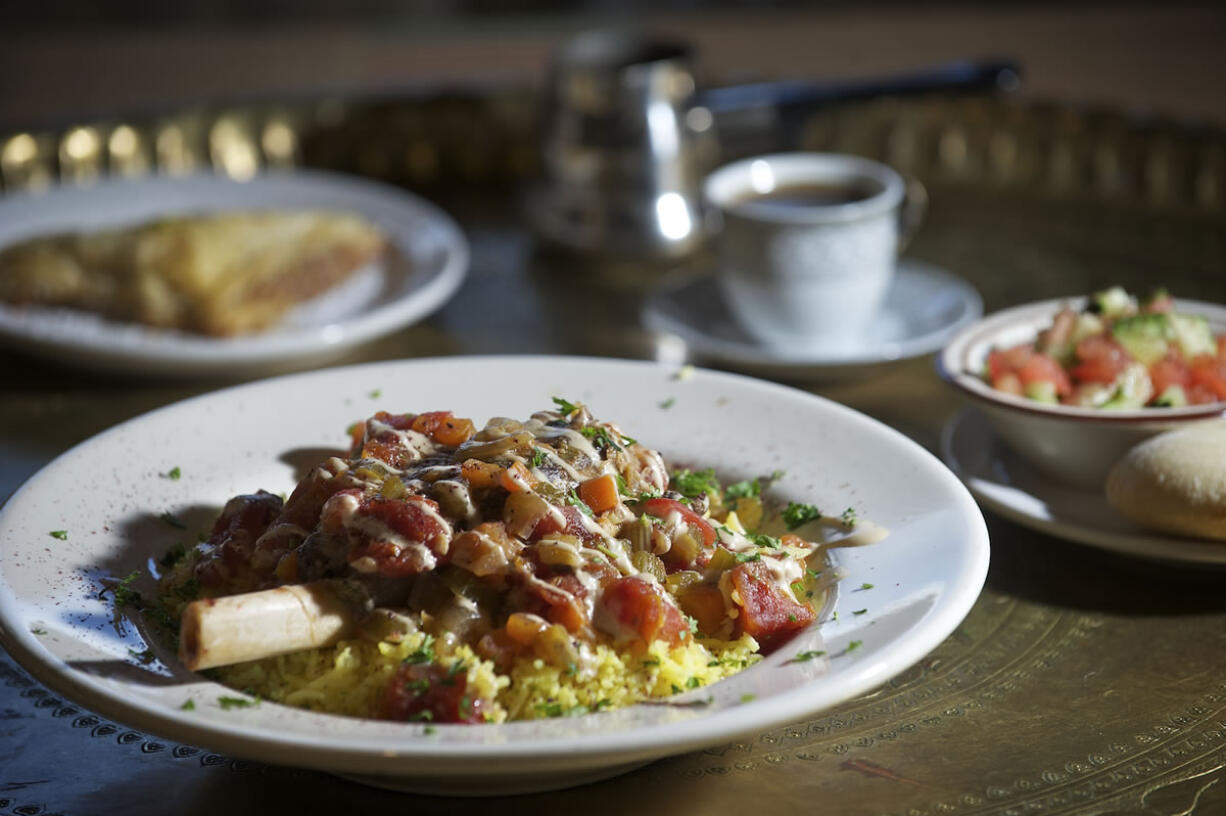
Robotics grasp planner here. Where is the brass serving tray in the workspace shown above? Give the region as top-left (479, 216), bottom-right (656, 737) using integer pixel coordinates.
top-left (2, 90), bottom-right (1225, 815)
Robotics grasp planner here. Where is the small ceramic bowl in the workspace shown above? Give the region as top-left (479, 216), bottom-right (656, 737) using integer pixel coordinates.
top-left (938, 296), bottom-right (1226, 489)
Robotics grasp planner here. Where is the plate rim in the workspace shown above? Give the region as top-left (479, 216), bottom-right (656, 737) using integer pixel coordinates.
top-left (0, 169), bottom-right (469, 376)
top-left (940, 407), bottom-right (1226, 565)
top-left (0, 355), bottom-right (991, 776)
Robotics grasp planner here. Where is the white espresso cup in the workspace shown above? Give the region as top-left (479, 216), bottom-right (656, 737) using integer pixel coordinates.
top-left (704, 152), bottom-right (921, 350)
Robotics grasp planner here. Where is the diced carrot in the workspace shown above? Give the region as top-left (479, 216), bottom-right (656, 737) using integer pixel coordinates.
top-left (433, 416), bottom-right (475, 447)
top-left (499, 461), bottom-right (535, 493)
top-left (408, 410), bottom-right (476, 447)
top-left (505, 612), bottom-right (550, 645)
top-left (578, 473), bottom-right (621, 515)
top-left (461, 458), bottom-right (502, 489)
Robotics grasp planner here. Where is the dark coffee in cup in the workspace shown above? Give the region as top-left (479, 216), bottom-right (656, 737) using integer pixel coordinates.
top-left (731, 180), bottom-right (881, 213)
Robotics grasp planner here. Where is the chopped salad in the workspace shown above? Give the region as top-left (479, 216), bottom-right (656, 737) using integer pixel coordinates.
top-left (986, 287), bottom-right (1226, 409)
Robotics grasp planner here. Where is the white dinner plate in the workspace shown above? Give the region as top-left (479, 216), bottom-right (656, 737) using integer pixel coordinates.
top-left (642, 259), bottom-right (982, 381)
top-left (0, 357), bottom-right (989, 794)
top-left (0, 171), bottom-right (468, 377)
top-left (941, 408), bottom-right (1226, 565)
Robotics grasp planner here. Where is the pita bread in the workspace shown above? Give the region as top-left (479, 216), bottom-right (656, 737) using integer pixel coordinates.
top-left (1105, 420), bottom-right (1226, 541)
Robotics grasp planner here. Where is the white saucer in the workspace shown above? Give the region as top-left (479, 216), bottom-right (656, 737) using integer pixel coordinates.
top-left (941, 408), bottom-right (1226, 565)
top-left (642, 259), bottom-right (982, 380)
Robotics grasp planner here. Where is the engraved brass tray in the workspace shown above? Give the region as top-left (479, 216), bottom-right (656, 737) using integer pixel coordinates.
top-left (2, 90), bottom-right (1225, 815)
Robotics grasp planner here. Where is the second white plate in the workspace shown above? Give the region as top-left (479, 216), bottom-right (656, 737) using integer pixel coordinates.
top-left (0, 171), bottom-right (469, 378)
top-left (942, 408), bottom-right (1226, 565)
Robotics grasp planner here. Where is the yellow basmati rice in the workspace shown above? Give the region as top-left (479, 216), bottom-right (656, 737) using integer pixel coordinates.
top-left (214, 630), bottom-right (760, 723)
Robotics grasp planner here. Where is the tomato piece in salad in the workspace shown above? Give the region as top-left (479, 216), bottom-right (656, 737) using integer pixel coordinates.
top-left (1069, 336), bottom-right (1130, 385)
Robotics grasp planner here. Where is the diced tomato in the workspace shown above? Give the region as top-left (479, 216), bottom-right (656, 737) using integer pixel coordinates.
top-left (521, 562), bottom-right (614, 634)
top-left (597, 576), bottom-right (688, 648)
top-left (1069, 336), bottom-right (1130, 384)
top-left (729, 560), bottom-right (816, 653)
top-left (1189, 355), bottom-right (1226, 401)
top-left (1149, 352), bottom-right (1191, 396)
top-left (641, 498), bottom-right (716, 548)
top-left (371, 411), bottom-right (416, 431)
top-left (362, 496), bottom-right (447, 543)
top-left (986, 344), bottom-right (1033, 381)
top-left (1017, 352), bottom-right (1072, 396)
top-left (1217, 334), bottom-right (1226, 357)
top-left (382, 662), bottom-right (485, 724)
top-left (1186, 383), bottom-right (1222, 405)
top-left (347, 496), bottom-right (450, 577)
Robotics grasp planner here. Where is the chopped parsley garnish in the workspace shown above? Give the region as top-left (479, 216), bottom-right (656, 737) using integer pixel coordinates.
top-left (551, 396), bottom-right (580, 417)
top-left (782, 502), bottom-right (822, 530)
top-left (180, 699), bottom-right (196, 711)
top-left (789, 650), bottom-right (827, 663)
top-left (806, 568), bottom-right (824, 581)
top-left (751, 533), bottom-right (781, 550)
top-left (457, 695), bottom-right (472, 718)
top-left (580, 426), bottom-right (625, 453)
top-left (159, 512), bottom-right (186, 529)
top-left (641, 657), bottom-right (661, 667)
top-left (163, 466), bottom-right (182, 480)
top-left (159, 543), bottom-right (187, 568)
top-left (405, 678), bottom-right (431, 696)
top-left (659, 397), bottom-right (676, 410)
top-left (129, 647), bottom-right (155, 663)
top-left (403, 634), bottom-right (437, 665)
top-left (566, 490), bottom-right (594, 517)
top-left (49, 530), bottom-right (68, 540)
top-left (30, 626), bottom-right (47, 635)
top-left (102, 570), bottom-right (143, 608)
top-left (740, 693), bottom-right (756, 703)
top-left (734, 551), bottom-right (761, 563)
top-left (440, 660), bottom-right (467, 686)
top-left (723, 478), bottom-right (761, 501)
top-left (529, 448), bottom-right (548, 469)
top-left (670, 684), bottom-right (683, 694)
top-left (536, 701), bottom-right (565, 718)
top-left (857, 582), bottom-right (874, 591)
top-left (846, 640), bottom-right (863, 653)
top-left (408, 709), bottom-right (434, 722)
top-left (369, 389), bottom-right (382, 399)
top-left (423, 725), bottom-right (437, 735)
top-left (218, 695), bottom-right (257, 710)
top-left (670, 468), bottom-right (719, 499)
top-left (685, 615), bottom-right (699, 635)
top-left (841, 507), bottom-right (858, 527)
top-left (174, 578), bottom-right (200, 602)
top-left (788, 614), bottom-right (797, 622)
top-left (685, 676), bottom-right (701, 689)
top-left (853, 609), bottom-right (868, 616)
